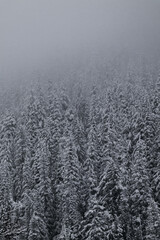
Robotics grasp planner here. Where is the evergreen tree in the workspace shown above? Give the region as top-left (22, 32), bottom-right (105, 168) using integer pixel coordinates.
top-left (0, 113), bottom-right (16, 239)
top-left (58, 109), bottom-right (81, 239)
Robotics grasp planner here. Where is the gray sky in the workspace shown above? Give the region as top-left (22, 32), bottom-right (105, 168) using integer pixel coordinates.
top-left (0, 0), bottom-right (160, 83)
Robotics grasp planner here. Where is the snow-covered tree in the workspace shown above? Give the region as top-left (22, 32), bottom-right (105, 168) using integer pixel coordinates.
top-left (58, 109), bottom-right (81, 239)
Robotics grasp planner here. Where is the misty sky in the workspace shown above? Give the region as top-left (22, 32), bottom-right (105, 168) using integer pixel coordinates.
top-left (0, 0), bottom-right (160, 83)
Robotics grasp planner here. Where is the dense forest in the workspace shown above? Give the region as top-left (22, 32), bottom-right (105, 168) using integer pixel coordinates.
top-left (0, 55), bottom-right (160, 240)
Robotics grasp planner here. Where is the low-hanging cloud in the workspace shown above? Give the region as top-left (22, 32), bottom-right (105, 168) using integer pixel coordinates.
top-left (0, 0), bottom-right (160, 84)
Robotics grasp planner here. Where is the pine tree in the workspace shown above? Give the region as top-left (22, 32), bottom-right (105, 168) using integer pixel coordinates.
top-left (13, 123), bottom-right (26, 202)
top-left (58, 109), bottom-right (81, 239)
top-left (123, 139), bottom-right (152, 239)
top-left (97, 160), bottom-right (123, 239)
top-left (146, 198), bottom-right (160, 239)
top-left (0, 112), bottom-right (16, 239)
top-left (31, 131), bottom-right (52, 240)
top-left (80, 195), bottom-right (107, 240)
top-left (28, 211), bottom-right (49, 240)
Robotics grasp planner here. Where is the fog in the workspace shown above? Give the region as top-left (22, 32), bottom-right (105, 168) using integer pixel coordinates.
top-left (0, 0), bottom-right (160, 85)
